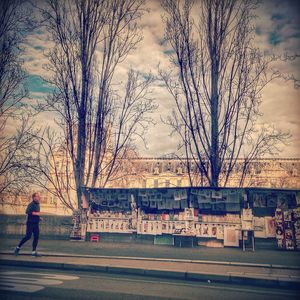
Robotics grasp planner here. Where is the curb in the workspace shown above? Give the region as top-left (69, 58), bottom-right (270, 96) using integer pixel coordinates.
top-left (1, 258), bottom-right (299, 289)
top-left (1, 251), bottom-right (299, 270)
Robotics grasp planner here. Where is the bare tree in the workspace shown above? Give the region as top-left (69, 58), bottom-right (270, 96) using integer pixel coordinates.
top-left (0, 117), bottom-right (36, 195)
top-left (160, 0), bottom-right (292, 187)
top-left (0, 0), bottom-right (35, 196)
top-left (38, 0), bottom-right (156, 209)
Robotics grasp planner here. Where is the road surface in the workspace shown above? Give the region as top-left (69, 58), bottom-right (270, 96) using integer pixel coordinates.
top-left (0, 265), bottom-right (298, 300)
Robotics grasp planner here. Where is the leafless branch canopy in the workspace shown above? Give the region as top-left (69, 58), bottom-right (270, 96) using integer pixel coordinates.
top-left (35, 0), bottom-right (156, 209)
top-left (160, 0), bottom-right (291, 187)
top-left (0, 0), bottom-right (36, 196)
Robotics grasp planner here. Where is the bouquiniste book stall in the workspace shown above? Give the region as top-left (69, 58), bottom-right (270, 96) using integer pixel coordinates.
top-left (79, 187), bottom-right (299, 249)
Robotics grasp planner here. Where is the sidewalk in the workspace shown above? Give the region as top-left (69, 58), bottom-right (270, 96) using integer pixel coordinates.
top-left (1, 237), bottom-right (300, 266)
top-left (1, 237), bottom-right (300, 288)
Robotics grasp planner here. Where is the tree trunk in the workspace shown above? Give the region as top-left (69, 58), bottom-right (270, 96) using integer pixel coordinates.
top-left (75, 116), bottom-right (86, 209)
top-left (210, 59), bottom-right (219, 187)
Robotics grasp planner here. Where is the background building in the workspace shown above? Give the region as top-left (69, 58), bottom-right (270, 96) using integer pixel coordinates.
top-left (1, 156), bottom-right (299, 216)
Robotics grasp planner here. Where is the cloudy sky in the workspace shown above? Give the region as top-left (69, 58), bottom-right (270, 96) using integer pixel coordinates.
top-left (21, 0), bottom-right (300, 158)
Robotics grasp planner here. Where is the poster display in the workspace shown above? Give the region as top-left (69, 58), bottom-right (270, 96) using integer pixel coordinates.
top-left (275, 208), bottom-right (297, 250)
top-left (70, 209), bottom-right (82, 239)
top-left (84, 187), bottom-right (299, 250)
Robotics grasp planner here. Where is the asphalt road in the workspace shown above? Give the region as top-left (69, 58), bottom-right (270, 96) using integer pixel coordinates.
top-left (0, 265), bottom-right (298, 300)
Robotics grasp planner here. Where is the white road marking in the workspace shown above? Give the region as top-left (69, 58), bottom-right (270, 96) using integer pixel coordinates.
top-left (0, 271), bottom-right (79, 293)
top-left (0, 283), bottom-right (44, 293)
top-left (1, 271), bottom-right (79, 280)
top-left (0, 276), bottom-right (63, 285)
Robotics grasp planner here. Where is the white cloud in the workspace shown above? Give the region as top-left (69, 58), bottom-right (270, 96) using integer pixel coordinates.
top-left (17, 0), bottom-right (299, 158)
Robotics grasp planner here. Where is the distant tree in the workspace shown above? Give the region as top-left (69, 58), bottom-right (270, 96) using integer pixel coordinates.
top-left (0, 0), bottom-right (35, 196)
top-left (160, 0), bottom-right (292, 187)
top-left (37, 0), bottom-right (156, 209)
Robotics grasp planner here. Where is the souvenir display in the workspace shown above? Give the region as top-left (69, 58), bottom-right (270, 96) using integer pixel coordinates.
top-left (70, 209), bottom-right (82, 239)
top-left (84, 187), bottom-right (299, 250)
top-left (275, 208), bottom-right (296, 250)
top-left (283, 210), bottom-right (296, 250)
top-left (87, 210), bottom-right (133, 233)
top-left (293, 207), bottom-right (300, 249)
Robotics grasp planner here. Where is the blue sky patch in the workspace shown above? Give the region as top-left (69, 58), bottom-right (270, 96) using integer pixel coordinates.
top-left (26, 74), bottom-right (53, 94)
top-left (268, 31), bottom-right (282, 46)
top-left (255, 26), bottom-right (262, 35)
top-left (271, 13), bottom-right (285, 21)
top-left (33, 45), bottom-right (44, 51)
top-left (164, 49), bottom-right (175, 56)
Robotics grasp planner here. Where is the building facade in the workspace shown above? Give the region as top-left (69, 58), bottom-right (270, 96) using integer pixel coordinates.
top-left (1, 157), bottom-right (299, 216)
top-left (107, 157), bottom-right (300, 190)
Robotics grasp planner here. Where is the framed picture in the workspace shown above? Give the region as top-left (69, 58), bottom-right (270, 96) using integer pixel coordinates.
top-left (265, 217), bottom-right (276, 237)
top-left (216, 225), bottom-right (224, 239)
top-left (254, 217), bottom-right (266, 238)
top-left (201, 224), bottom-right (211, 237)
top-left (224, 226), bottom-right (239, 247)
top-left (211, 224), bottom-right (217, 237)
top-left (184, 208), bottom-right (194, 221)
top-left (195, 223), bottom-right (201, 237)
